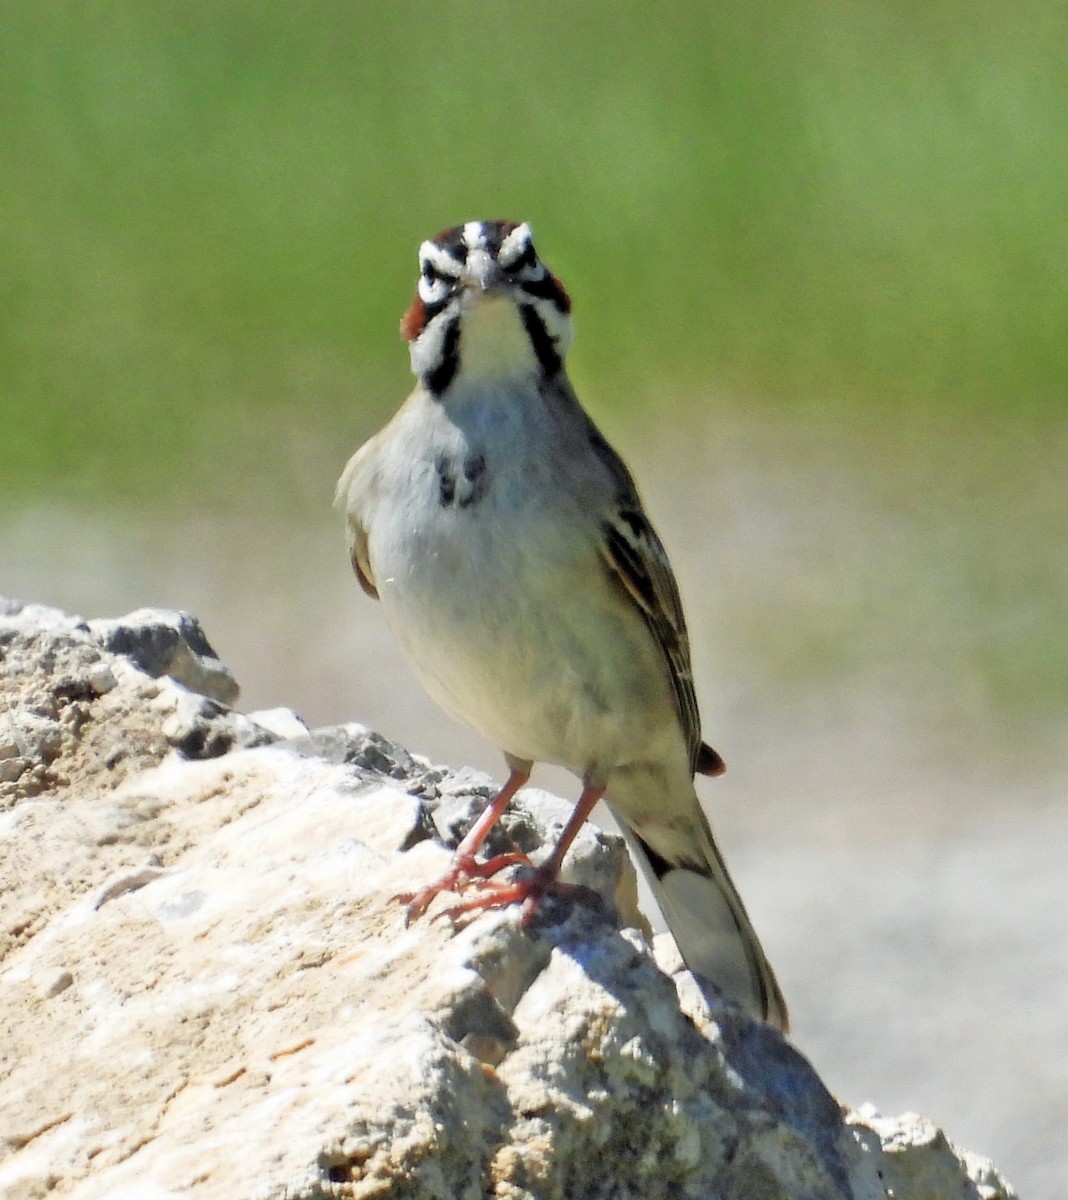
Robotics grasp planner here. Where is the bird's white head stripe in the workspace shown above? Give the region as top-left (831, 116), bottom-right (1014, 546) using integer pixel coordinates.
top-left (498, 223), bottom-right (534, 268)
top-left (419, 240), bottom-right (463, 276)
top-left (462, 221), bottom-right (487, 251)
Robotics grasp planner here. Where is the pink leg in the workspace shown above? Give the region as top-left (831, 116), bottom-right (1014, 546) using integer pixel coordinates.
top-left (395, 762), bottom-right (531, 920)
top-left (443, 780), bottom-right (607, 925)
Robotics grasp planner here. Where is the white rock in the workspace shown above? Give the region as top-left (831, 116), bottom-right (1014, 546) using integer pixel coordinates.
top-left (245, 706), bottom-right (309, 740)
top-left (0, 598), bottom-right (1021, 1200)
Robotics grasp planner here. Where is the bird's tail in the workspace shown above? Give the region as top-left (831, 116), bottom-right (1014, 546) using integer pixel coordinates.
top-left (620, 797), bottom-right (788, 1032)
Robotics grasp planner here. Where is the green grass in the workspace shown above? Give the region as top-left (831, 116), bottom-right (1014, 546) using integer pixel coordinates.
top-left (1, 0), bottom-right (1066, 508)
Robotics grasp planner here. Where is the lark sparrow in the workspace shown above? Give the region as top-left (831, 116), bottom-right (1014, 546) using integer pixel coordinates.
top-left (336, 220), bottom-right (788, 1030)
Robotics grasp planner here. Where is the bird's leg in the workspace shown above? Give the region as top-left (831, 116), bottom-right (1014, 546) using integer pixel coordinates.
top-left (443, 780), bottom-right (607, 926)
top-left (396, 760), bottom-right (531, 921)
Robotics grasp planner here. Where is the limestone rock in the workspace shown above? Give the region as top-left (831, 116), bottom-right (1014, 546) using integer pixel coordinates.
top-left (0, 600), bottom-right (1019, 1199)
top-left (88, 607), bottom-right (239, 706)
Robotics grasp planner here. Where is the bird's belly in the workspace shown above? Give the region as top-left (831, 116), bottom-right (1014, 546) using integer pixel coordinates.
top-left (370, 496), bottom-right (672, 775)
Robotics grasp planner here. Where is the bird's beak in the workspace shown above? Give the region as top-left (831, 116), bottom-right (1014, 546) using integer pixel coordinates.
top-left (461, 248), bottom-right (505, 293)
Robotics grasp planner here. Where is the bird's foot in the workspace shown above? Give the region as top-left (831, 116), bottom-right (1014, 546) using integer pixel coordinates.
top-left (442, 865), bottom-right (602, 927)
top-left (394, 850), bottom-right (532, 922)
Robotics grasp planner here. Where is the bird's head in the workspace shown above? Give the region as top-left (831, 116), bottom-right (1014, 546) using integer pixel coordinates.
top-left (401, 220), bottom-right (572, 396)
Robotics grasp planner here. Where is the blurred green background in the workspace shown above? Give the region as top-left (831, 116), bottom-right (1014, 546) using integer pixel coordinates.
top-left (3, 0), bottom-right (1066, 504)
top-left (3, 4), bottom-right (1066, 1195)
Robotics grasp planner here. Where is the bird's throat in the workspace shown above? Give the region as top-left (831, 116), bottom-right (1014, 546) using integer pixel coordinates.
top-left (454, 294), bottom-right (540, 387)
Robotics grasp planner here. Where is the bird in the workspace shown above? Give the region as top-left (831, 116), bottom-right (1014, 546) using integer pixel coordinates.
top-left (336, 219), bottom-right (788, 1031)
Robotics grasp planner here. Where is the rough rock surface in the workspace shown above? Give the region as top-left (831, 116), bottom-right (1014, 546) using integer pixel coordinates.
top-left (0, 600), bottom-right (1018, 1200)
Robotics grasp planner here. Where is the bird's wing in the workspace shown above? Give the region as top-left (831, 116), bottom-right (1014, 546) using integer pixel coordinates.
top-left (576, 408), bottom-right (708, 773)
top-left (598, 502), bottom-right (703, 771)
top-left (348, 516), bottom-right (379, 600)
top-left (336, 445), bottom-right (380, 601)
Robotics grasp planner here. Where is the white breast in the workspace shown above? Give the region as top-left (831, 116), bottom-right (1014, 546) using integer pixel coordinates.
top-left (360, 386), bottom-right (678, 777)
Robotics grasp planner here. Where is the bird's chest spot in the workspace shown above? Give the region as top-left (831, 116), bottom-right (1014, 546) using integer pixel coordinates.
top-left (435, 451), bottom-right (489, 510)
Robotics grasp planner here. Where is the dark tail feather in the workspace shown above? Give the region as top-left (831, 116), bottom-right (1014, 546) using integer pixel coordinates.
top-left (624, 813), bottom-right (788, 1032)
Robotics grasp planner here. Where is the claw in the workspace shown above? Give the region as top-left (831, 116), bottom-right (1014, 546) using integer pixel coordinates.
top-left (393, 849), bottom-right (533, 922)
top-left (440, 865), bottom-right (603, 927)
top-left (394, 775), bottom-right (607, 928)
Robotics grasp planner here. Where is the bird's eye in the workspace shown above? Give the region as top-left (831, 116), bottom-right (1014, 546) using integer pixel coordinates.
top-left (422, 263), bottom-right (441, 285)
